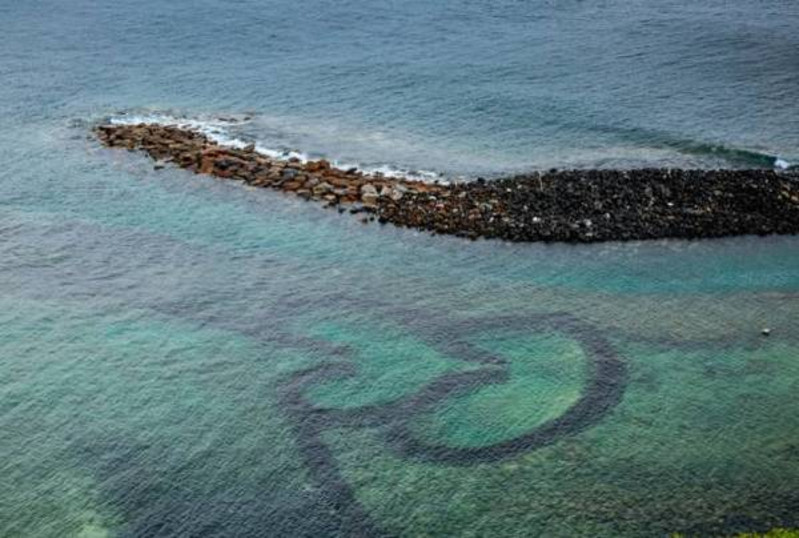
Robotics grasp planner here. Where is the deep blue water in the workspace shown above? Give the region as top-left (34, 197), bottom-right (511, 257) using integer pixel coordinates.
top-left (2, 0), bottom-right (798, 174)
top-left (2, 1), bottom-right (799, 537)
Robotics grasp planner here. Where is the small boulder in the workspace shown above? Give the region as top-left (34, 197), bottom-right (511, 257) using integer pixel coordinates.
top-left (283, 180), bottom-right (303, 191)
top-left (306, 159), bottom-right (332, 173)
top-left (313, 182), bottom-right (334, 195)
top-left (361, 184), bottom-right (379, 206)
top-left (281, 168), bottom-right (299, 180)
top-left (362, 193), bottom-right (378, 207)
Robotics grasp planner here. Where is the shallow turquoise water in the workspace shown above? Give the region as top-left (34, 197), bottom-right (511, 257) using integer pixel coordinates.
top-left (2, 1), bottom-right (799, 536)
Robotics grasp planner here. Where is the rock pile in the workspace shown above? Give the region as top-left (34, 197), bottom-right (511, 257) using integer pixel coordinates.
top-left (96, 123), bottom-right (799, 243)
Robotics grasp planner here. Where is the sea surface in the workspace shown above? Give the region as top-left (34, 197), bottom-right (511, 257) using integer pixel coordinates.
top-left (1, 1), bottom-right (798, 536)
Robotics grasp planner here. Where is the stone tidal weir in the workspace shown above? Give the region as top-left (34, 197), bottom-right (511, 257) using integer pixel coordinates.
top-left (96, 123), bottom-right (799, 243)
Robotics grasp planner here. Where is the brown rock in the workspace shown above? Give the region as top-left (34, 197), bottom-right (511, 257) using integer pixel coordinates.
top-left (283, 180), bottom-right (303, 191)
top-left (312, 182), bottom-right (334, 195)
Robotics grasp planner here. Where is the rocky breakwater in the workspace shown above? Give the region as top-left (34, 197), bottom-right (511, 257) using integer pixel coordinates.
top-left (95, 123), bottom-right (799, 243)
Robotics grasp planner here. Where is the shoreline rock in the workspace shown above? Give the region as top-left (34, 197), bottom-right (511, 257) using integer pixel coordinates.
top-left (95, 123), bottom-right (799, 243)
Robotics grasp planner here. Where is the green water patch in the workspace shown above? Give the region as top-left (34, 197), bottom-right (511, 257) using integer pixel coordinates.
top-left (1, 463), bottom-right (119, 538)
top-left (303, 318), bottom-right (474, 410)
top-left (445, 283), bottom-right (799, 352)
top-left (729, 531), bottom-right (799, 538)
top-left (0, 296), bottom-right (331, 536)
top-left (409, 332), bottom-right (587, 448)
top-left (320, 337), bottom-right (799, 537)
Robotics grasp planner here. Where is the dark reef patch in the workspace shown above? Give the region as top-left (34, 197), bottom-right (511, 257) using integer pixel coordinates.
top-left (277, 313), bottom-right (627, 535)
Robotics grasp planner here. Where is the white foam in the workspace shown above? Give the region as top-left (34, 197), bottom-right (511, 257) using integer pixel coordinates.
top-left (775, 158), bottom-right (791, 170)
top-left (108, 113), bottom-right (252, 149)
top-left (106, 112), bottom-right (445, 182)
